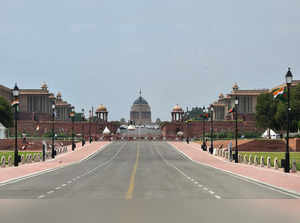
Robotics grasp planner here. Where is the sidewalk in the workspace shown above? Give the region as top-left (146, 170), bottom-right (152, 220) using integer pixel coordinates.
top-left (169, 141), bottom-right (300, 195)
top-left (0, 141), bottom-right (110, 184)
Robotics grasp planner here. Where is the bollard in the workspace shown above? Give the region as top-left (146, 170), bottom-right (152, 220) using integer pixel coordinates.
top-left (21, 154), bottom-right (25, 164)
top-left (254, 155), bottom-right (258, 166)
top-left (1, 156), bottom-right (6, 168)
top-left (26, 154), bottom-right (32, 163)
top-left (37, 154), bottom-right (41, 162)
top-left (238, 154), bottom-right (243, 163)
top-left (274, 157), bottom-right (279, 170)
top-left (248, 155), bottom-right (252, 165)
top-left (291, 160), bottom-right (297, 173)
top-left (267, 157), bottom-right (271, 168)
top-left (260, 156), bottom-right (264, 167)
top-left (244, 155), bottom-right (248, 164)
top-left (32, 154), bottom-right (37, 162)
top-left (225, 151), bottom-right (228, 159)
top-left (8, 155), bottom-right (13, 167)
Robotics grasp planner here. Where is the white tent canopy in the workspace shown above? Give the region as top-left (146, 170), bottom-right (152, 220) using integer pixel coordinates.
top-left (103, 126), bottom-right (111, 135)
top-left (262, 129), bottom-right (280, 139)
top-left (128, 125), bottom-right (136, 131)
top-left (0, 122), bottom-right (6, 139)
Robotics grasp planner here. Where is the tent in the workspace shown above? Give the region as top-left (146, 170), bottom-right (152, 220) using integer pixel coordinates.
top-left (262, 129), bottom-right (280, 139)
top-left (103, 127), bottom-right (111, 135)
top-left (0, 122), bottom-right (6, 139)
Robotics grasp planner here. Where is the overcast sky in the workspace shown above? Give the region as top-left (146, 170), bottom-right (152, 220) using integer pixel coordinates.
top-left (1, 0), bottom-right (300, 121)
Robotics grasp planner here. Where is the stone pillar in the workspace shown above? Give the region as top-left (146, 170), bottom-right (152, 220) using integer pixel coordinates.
top-left (274, 158), bottom-right (279, 170)
top-left (291, 160), bottom-right (297, 173)
top-left (248, 155), bottom-right (252, 165)
top-left (260, 156), bottom-right (264, 167)
top-left (243, 155), bottom-right (248, 164)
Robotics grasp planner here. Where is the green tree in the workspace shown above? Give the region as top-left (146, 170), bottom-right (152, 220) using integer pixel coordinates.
top-left (256, 93), bottom-right (277, 131)
top-left (0, 96), bottom-right (13, 128)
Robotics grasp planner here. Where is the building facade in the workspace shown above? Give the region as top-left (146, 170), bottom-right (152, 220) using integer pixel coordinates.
top-left (0, 85), bottom-right (12, 102)
top-left (212, 83), bottom-right (269, 121)
top-left (130, 92), bottom-right (152, 125)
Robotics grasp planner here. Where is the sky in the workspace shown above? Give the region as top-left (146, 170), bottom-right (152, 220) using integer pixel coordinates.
top-left (1, 0), bottom-right (300, 121)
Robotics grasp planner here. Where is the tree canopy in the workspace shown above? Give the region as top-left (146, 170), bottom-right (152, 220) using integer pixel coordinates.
top-left (0, 96), bottom-right (13, 128)
top-left (256, 83), bottom-right (300, 132)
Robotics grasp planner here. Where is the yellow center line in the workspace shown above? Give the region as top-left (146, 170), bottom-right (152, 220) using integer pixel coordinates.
top-left (125, 143), bottom-right (140, 200)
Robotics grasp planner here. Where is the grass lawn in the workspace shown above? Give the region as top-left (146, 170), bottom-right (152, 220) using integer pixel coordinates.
top-left (239, 152), bottom-right (300, 171)
top-left (0, 151), bottom-right (42, 165)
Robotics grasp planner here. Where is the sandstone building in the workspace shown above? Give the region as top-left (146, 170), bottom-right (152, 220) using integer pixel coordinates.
top-left (130, 91), bottom-right (152, 125)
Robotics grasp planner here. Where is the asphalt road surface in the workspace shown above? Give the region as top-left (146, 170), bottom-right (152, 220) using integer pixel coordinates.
top-left (0, 141), bottom-right (299, 222)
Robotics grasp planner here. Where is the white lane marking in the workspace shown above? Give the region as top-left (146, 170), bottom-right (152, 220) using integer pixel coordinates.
top-left (215, 195), bottom-right (221, 199)
top-left (72, 178), bottom-right (76, 181)
top-left (169, 142), bottom-right (300, 199)
top-left (194, 182), bottom-right (199, 185)
top-left (198, 185), bottom-right (203, 188)
top-left (47, 190), bottom-right (54, 194)
top-left (55, 187), bottom-right (61, 190)
top-left (38, 195), bottom-right (45, 199)
top-left (209, 191), bottom-right (215, 194)
top-left (62, 184), bottom-right (67, 187)
top-left (153, 143), bottom-right (216, 198)
top-left (67, 181), bottom-right (72, 184)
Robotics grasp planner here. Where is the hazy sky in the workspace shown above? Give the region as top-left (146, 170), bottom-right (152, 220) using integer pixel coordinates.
top-left (1, 0), bottom-right (300, 121)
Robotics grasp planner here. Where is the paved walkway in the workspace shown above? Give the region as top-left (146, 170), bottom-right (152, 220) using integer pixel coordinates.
top-left (0, 141), bottom-right (110, 184)
top-left (169, 141), bottom-right (300, 195)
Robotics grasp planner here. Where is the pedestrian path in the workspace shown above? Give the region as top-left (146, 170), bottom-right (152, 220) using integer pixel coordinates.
top-left (169, 141), bottom-right (300, 195)
top-left (0, 141), bottom-right (110, 184)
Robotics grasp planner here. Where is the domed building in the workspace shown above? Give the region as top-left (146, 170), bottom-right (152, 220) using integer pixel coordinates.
top-left (130, 91), bottom-right (152, 125)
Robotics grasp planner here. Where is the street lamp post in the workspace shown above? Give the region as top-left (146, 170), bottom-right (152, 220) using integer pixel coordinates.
top-left (51, 103), bottom-right (56, 159)
top-left (81, 108), bottom-right (85, 147)
top-left (234, 96), bottom-right (239, 163)
top-left (285, 68), bottom-right (293, 173)
top-left (12, 84), bottom-right (20, 167)
top-left (210, 106), bottom-right (214, 154)
top-left (89, 110), bottom-right (92, 143)
top-left (202, 106), bottom-right (207, 151)
top-left (70, 107), bottom-right (75, 151)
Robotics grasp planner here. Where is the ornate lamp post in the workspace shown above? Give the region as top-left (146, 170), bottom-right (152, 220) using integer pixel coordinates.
top-left (210, 106), bottom-right (214, 154)
top-left (285, 68), bottom-right (293, 173)
top-left (12, 83), bottom-right (20, 167)
top-left (51, 103), bottom-right (56, 159)
top-left (234, 96), bottom-right (239, 163)
top-left (81, 108), bottom-right (85, 147)
top-left (70, 107), bottom-right (75, 151)
top-left (202, 106), bottom-right (207, 151)
top-left (89, 110), bottom-right (92, 143)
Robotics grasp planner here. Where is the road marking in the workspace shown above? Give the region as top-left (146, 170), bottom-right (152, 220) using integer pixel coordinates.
top-left (203, 187), bottom-right (208, 191)
top-left (194, 182), bottom-right (198, 185)
top-left (169, 142), bottom-right (300, 199)
top-left (68, 181), bottom-right (72, 184)
top-left (62, 184), bottom-right (66, 187)
top-left (198, 185), bottom-right (203, 188)
top-left (56, 187), bottom-right (61, 190)
top-left (38, 195), bottom-right (45, 199)
top-left (215, 195), bottom-right (221, 199)
top-left (209, 191), bottom-right (215, 194)
top-left (47, 190), bottom-right (54, 194)
top-left (126, 143), bottom-right (140, 200)
top-left (72, 178), bottom-right (76, 181)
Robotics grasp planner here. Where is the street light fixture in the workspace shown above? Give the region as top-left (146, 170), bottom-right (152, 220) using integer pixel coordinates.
top-left (70, 107), bottom-right (75, 151)
top-left (202, 106), bottom-right (207, 151)
top-left (12, 83), bottom-right (20, 166)
top-left (51, 103), bottom-right (56, 159)
top-left (285, 67), bottom-right (293, 173)
top-left (234, 96), bottom-right (239, 163)
top-left (81, 108), bottom-right (85, 147)
top-left (210, 106), bottom-right (214, 154)
top-left (89, 110), bottom-right (92, 143)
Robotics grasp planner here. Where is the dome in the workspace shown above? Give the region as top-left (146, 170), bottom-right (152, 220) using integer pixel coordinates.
top-left (96, 104), bottom-right (107, 113)
top-left (233, 83), bottom-right (239, 91)
top-left (219, 93), bottom-right (224, 99)
top-left (41, 82), bottom-right (48, 90)
top-left (133, 96), bottom-right (148, 105)
top-left (172, 105), bottom-right (183, 112)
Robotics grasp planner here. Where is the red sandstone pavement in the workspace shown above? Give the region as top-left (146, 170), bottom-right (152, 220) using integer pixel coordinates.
top-left (0, 141), bottom-right (110, 184)
top-left (169, 141), bottom-right (300, 195)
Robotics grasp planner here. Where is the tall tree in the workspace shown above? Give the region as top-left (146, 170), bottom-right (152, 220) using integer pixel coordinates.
top-left (256, 93), bottom-right (277, 131)
top-left (0, 96), bottom-right (13, 128)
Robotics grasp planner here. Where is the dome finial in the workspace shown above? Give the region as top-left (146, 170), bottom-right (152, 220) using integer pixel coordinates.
top-left (139, 89), bottom-right (142, 97)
